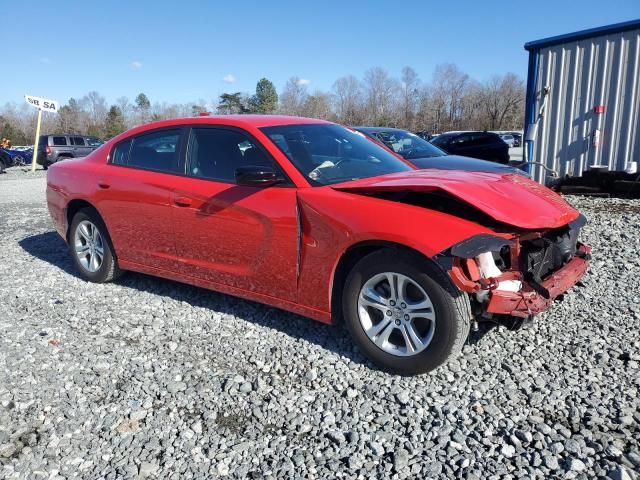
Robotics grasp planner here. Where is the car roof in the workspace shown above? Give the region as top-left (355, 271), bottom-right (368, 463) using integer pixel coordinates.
top-left (41, 133), bottom-right (98, 137)
top-left (354, 126), bottom-right (408, 134)
top-left (144, 115), bottom-right (331, 129)
top-left (107, 115), bottom-right (334, 145)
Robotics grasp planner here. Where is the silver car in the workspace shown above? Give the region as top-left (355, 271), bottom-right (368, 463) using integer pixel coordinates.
top-left (499, 134), bottom-right (515, 148)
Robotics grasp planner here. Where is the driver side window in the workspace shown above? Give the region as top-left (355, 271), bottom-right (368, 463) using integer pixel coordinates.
top-left (186, 128), bottom-right (283, 183)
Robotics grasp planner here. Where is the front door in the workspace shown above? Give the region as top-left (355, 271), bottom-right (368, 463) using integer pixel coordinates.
top-left (170, 126), bottom-right (298, 302)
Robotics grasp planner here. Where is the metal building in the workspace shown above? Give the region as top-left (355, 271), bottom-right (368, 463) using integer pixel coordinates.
top-left (523, 19), bottom-right (640, 184)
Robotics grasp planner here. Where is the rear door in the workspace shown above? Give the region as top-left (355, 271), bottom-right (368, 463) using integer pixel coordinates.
top-left (479, 133), bottom-right (508, 163)
top-left (72, 136), bottom-right (92, 157)
top-left (448, 133), bottom-right (477, 157)
top-left (96, 127), bottom-right (186, 271)
top-left (51, 135), bottom-right (69, 161)
top-left (169, 126), bottom-right (298, 302)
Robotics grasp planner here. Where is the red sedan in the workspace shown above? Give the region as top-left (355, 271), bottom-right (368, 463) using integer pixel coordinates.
top-left (46, 116), bottom-right (590, 374)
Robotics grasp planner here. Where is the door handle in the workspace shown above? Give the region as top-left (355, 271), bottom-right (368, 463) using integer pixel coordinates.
top-left (173, 196), bottom-right (192, 207)
top-left (98, 181), bottom-right (110, 189)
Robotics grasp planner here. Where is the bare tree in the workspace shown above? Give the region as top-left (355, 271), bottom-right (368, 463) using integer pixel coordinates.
top-left (279, 77), bottom-right (309, 116)
top-left (400, 66), bottom-right (420, 130)
top-left (0, 65), bottom-right (526, 145)
top-left (478, 73), bottom-right (525, 130)
top-left (302, 91), bottom-right (333, 120)
top-left (363, 67), bottom-right (400, 126)
top-left (332, 75), bottom-right (364, 125)
top-left (430, 64), bottom-right (470, 131)
top-left (116, 96), bottom-right (132, 127)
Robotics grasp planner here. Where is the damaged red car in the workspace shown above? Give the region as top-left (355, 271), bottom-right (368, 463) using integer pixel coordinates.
top-left (46, 116), bottom-right (590, 374)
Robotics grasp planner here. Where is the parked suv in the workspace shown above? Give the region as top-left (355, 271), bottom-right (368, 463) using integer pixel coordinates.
top-left (430, 131), bottom-right (509, 164)
top-left (37, 134), bottom-right (104, 169)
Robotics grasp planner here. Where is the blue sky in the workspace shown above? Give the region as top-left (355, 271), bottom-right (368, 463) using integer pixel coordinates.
top-left (4, 0), bottom-right (639, 107)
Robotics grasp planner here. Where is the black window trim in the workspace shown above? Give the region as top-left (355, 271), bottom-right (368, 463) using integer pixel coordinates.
top-left (107, 126), bottom-right (189, 176)
top-left (107, 124), bottom-right (294, 187)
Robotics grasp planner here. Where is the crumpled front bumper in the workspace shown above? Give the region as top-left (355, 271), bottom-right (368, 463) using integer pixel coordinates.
top-left (449, 244), bottom-right (591, 318)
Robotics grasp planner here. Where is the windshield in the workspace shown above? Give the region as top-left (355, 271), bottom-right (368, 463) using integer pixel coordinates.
top-left (371, 130), bottom-right (446, 160)
top-left (260, 124), bottom-right (413, 186)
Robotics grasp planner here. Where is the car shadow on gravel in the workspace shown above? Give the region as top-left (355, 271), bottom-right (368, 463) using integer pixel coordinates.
top-left (19, 231), bottom-right (77, 276)
top-left (19, 231), bottom-right (372, 368)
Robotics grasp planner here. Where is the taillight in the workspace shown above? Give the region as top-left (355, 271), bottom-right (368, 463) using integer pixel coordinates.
top-left (45, 145), bottom-right (51, 155)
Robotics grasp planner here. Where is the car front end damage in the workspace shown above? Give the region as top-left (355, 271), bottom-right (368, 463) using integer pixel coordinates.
top-left (442, 215), bottom-right (591, 325)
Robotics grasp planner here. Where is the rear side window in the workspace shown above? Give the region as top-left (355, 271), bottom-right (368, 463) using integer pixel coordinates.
top-left (52, 136), bottom-right (67, 146)
top-left (450, 134), bottom-right (471, 146)
top-left (72, 137), bottom-right (85, 146)
top-left (473, 133), bottom-right (502, 145)
top-left (128, 129), bottom-right (182, 173)
top-left (111, 139), bottom-right (131, 165)
top-left (186, 127), bottom-right (279, 182)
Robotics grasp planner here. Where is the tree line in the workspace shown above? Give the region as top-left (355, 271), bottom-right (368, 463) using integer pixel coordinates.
top-left (0, 64), bottom-right (525, 144)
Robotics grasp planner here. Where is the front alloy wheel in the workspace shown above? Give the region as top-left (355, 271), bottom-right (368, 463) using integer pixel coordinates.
top-left (343, 249), bottom-right (471, 375)
top-left (358, 272), bottom-right (436, 356)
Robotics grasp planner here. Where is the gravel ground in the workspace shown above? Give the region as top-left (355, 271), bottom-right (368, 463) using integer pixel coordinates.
top-left (0, 166), bottom-right (639, 480)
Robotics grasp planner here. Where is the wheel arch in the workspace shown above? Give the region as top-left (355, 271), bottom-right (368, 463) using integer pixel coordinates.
top-left (330, 240), bottom-right (448, 324)
top-left (56, 153), bottom-right (74, 162)
top-left (65, 199), bottom-right (102, 241)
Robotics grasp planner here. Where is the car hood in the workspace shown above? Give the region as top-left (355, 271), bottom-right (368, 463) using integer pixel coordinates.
top-left (331, 169), bottom-right (579, 230)
top-left (408, 154), bottom-right (526, 176)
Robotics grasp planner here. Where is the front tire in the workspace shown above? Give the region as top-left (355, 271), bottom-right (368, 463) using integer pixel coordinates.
top-left (342, 249), bottom-right (471, 375)
top-left (69, 209), bottom-right (122, 283)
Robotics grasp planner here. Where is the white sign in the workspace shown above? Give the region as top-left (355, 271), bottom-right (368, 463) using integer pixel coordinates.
top-left (25, 95), bottom-right (59, 113)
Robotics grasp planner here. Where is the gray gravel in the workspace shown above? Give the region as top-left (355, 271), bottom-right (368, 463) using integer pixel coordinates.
top-left (1, 167), bottom-right (639, 479)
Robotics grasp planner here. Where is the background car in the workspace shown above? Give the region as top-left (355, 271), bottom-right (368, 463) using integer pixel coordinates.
top-left (355, 127), bottom-right (526, 176)
top-left (0, 151), bottom-right (7, 173)
top-left (0, 146), bottom-right (33, 166)
top-left (414, 130), bottom-right (438, 141)
top-left (510, 132), bottom-right (522, 147)
top-left (430, 131), bottom-right (509, 164)
top-left (37, 134), bottom-right (104, 169)
top-left (499, 133), bottom-right (515, 147)
top-left (46, 115), bottom-right (589, 375)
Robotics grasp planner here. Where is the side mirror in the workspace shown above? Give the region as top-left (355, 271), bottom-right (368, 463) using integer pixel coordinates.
top-left (235, 165), bottom-right (279, 187)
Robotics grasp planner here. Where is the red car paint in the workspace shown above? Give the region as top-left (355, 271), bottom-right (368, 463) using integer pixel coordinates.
top-left (46, 115), bottom-right (589, 323)
top-left (332, 169), bottom-right (578, 230)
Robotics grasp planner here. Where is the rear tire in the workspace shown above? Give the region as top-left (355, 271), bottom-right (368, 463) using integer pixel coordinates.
top-left (69, 208), bottom-right (122, 283)
top-left (342, 248), bottom-right (471, 375)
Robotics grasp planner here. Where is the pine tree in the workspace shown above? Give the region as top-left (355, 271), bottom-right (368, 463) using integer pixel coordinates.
top-left (249, 78), bottom-right (278, 114)
top-left (105, 106), bottom-right (126, 138)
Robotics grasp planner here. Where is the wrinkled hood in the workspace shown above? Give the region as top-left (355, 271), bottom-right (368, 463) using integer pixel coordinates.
top-left (332, 169), bottom-right (579, 229)
top-left (408, 154), bottom-right (528, 177)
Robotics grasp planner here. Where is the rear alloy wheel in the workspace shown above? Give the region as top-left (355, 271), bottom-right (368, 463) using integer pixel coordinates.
top-left (69, 209), bottom-right (122, 283)
top-left (343, 249), bottom-right (471, 375)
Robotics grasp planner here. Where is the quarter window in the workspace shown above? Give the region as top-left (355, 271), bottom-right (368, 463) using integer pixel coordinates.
top-left (186, 128), bottom-right (279, 183)
top-left (111, 139), bottom-right (132, 165)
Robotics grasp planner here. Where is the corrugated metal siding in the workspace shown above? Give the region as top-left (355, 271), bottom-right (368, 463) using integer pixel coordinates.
top-left (530, 28), bottom-right (640, 183)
